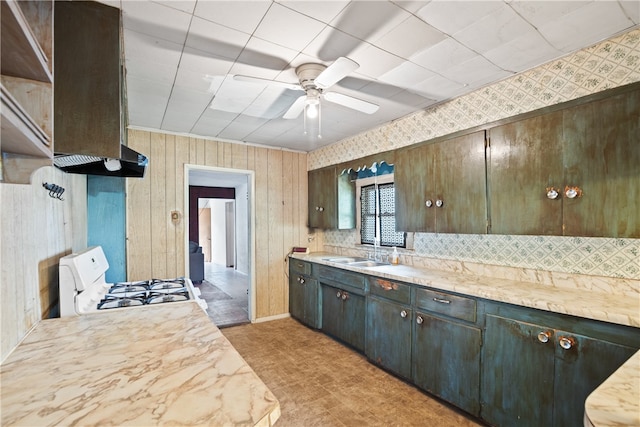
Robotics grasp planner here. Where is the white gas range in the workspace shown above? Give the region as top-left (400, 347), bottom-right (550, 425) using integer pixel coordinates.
top-left (59, 246), bottom-right (207, 317)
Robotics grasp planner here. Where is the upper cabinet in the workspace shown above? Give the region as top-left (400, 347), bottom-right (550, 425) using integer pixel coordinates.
top-left (308, 167), bottom-right (337, 229)
top-left (488, 87), bottom-right (640, 238)
top-left (395, 131), bottom-right (487, 234)
top-left (1, 0), bottom-right (54, 183)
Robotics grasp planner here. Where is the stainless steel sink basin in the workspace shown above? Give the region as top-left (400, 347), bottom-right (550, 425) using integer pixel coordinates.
top-left (323, 257), bottom-right (369, 263)
top-left (348, 260), bottom-right (391, 267)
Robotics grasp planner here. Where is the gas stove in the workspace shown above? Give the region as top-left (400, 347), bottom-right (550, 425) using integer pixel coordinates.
top-left (59, 246), bottom-right (207, 317)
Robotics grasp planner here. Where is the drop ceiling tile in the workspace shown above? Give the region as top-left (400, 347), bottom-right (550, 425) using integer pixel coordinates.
top-left (416, 1), bottom-right (503, 35)
top-left (126, 76), bottom-right (172, 129)
top-left (537, 2), bottom-right (637, 52)
top-left (411, 38), bottom-right (477, 74)
top-left (176, 48), bottom-right (234, 91)
top-left (230, 37), bottom-right (299, 79)
top-left (444, 55), bottom-right (512, 88)
top-left (374, 15), bottom-right (447, 59)
top-left (219, 117), bottom-right (269, 141)
top-left (484, 30), bottom-right (563, 72)
top-left (412, 75), bottom-right (467, 100)
top-left (330, 1), bottom-right (410, 43)
top-left (620, 1), bottom-right (640, 24)
top-left (378, 61), bottom-right (437, 87)
top-left (185, 17), bottom-right (251, 60)
top-left (509, 1), bottom-right (591, 29)
top-left (277, 0), bottom-right (349, 24)
top-left (302, 26), bottom-right (365, 63)
top-left (348, 44), bottom-right (405, 79)
top-left (163, 86), bottom-right (211, 133)
top-left (191, 108), bottom-right (236, 138)
top-left (253, 2), bottom-right (326, 51)
top-left (152, 1), bottom-right (196, 14)
top-left (241, 87), bottom-right (299, 119)
top-left (121, 1), bottom-right (192, 45)
top-left (193, 1), bottom-right (271, 35)
top-left (453, 3), bottom-right (536, 54)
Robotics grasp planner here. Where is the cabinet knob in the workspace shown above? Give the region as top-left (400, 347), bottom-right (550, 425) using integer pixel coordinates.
top-left (558, 336), bottom-right (576, 350)
top-left (341, 292), bottom-right (349, 301)
top-left (435, 199), bottom-right (443, 208)
top-left (564, 186), bottom-right (582, 199)
top-left (299, 277), bottom-right (305, 284)
top-left (400, 310), bottom-right (408, 318)
top-left (425, 200), bottom-right (433, 208)
top-left (546, 187), bottom-right (560, 200)
top-left (336, 291), bottom-right (342, 298)
top-left (416, 316), bottom-right (424, 325)
top-left (318, 206), bottom-right (324, 212)
top-left (537, 331), bottom-right (551, 343)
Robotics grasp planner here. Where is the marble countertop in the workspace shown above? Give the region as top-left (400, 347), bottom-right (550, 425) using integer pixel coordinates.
top-left (292, 252), bottom-right (640, 427)
top-left (292, 252), bottom-right (640, 328)
top-left (0, 302), bottom-right (280, 426)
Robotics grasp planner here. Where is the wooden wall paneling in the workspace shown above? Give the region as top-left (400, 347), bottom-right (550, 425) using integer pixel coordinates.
top-left (195, 138), bottom-right (206, 165)
top-left (126, 130), bottom-right (152, 280)
top-left (2, 186), bottom-right (21, 358)
top-left (150, 132), bottom-right (168, 278)
top-left (282, 151), bottom-right (294, 313)
top-left (267, 149), bottom-right (285, 315)
top-left (253, 146), bottom-right (270, 318)
top-left (164, 135), bottom-right (177, 278)
top-left (232, 143), bottom-right (248, 170)
top-left (175, 135), bottom-right (190, 277)
top-left (220, 141), bottom-right (232, 168)
top-left (205, 138), bottom-right (218, 167)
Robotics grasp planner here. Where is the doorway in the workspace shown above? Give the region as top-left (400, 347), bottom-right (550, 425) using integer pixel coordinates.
top-left (185, 165), bottom-right (255, 327)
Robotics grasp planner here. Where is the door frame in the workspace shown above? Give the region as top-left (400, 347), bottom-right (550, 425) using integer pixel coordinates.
top-left (184, 164), bottom-right (256, 323)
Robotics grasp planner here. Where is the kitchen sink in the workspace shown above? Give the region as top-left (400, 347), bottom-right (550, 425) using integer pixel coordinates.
top-left (323, 257), bottom-right (369, 263)
top-left (347, 260), bottom-right (391, 267)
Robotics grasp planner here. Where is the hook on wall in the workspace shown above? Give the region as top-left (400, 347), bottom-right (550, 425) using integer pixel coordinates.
top-left (43, 182), bottom-right (65, 200)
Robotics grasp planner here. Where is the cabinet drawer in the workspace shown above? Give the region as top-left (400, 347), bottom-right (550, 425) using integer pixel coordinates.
top-left (369, 277), bottom-right (411, 305)
top-left (290, 259), bottom-right (311, 276)
top-left (415, 288), bottom-right (476, 323)
top-left (318, 266), bottom-right (365, 290)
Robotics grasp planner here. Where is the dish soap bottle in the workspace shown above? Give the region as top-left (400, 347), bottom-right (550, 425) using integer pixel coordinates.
top-left (391, 247), bottom-right (400, 265)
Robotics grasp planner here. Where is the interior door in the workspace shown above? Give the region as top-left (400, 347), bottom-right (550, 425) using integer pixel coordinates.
top-left (198, 207), bottom-right (212, 262)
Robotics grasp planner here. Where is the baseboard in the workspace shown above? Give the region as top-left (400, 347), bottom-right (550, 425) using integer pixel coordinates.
top-left (253, 313), bottom-right (291, 323)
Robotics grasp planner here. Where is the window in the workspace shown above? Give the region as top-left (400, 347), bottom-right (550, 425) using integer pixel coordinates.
top-left (357, 174), bottom-right (406, 248)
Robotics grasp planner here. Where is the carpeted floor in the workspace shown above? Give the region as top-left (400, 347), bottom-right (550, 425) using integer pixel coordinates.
top-left (223, 317), bottom-right (485, 427)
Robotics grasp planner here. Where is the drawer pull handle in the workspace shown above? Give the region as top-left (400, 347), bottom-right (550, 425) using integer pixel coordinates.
top-left (433, 297), bottom-right (451, 304)
top-left (377, 280), bottom-right (398, 291)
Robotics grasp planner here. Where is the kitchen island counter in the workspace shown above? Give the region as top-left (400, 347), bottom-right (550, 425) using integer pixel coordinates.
top-left (0, 302), bottom-right (280, 426)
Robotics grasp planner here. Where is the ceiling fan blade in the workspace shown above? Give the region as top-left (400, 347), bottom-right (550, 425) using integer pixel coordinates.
top-left (314, 57), bottom-right (359, 89)
top-left (283, 95), bottom-right (307, 119)
top-left (233, 75), bottom-right (301, 91)
top-left (324, 92), bottom-right (379, 114)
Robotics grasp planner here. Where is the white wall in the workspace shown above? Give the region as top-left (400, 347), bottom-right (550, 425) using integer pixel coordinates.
top-left (209, 199), bottom-right (229, 266)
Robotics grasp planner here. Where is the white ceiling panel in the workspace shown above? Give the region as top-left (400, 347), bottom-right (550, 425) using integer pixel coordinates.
top-left (114, 0), bottom-right (638, 152)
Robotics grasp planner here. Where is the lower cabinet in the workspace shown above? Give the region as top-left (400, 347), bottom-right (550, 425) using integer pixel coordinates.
top-left (320, 284), bottom-right (365, 351)
top-left (413, 313), bottom-right (482, 417)
top-left (482, 312), bottom-right (638, 427)
top-left (288, 261), bottom-right (320, 328)
top-left (365, 295), bottom-right (413, 379)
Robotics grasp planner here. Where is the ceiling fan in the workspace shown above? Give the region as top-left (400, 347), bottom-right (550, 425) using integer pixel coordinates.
top-left (234, 57), bottom-right (379, 137)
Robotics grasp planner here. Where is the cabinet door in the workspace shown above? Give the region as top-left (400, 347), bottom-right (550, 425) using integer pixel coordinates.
top-left (308, 168), bottom-right (337, 229)
top-left (481, 314), bottom-right (555, 427)
top-left (488, 111), bottom-right (564, 235)
top-left (562, 89), bottom-right (640, 237)
top-left (321, 285), bottom-right (365, 351)
top-left (365, 296), bottom-right (412, 378)
top-left (302, 277), bottom-right (320, 328)
top-left (553, 331), bottom-right (637, 427)
top-left (395, 143), bottom-right (435, 232)
top-left (413, 313), bottom-right (482, 416)
top-left (289, 273), bottom-right (305, 322)
top-left (435, 131), bottom-right (487, 234)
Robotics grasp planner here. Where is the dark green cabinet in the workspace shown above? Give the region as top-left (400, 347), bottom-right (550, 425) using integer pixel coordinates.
top-left (412, 288), bottom-right (482, 417)
top-left (482, 313), bottom-right (638, 427)
top-left (365, 295), bottom-right (413, 379)
top-left (308, 167), bottom-right (337, 229)
top-left (395, 131), bottom-right (487, 233)
top-left (488, 88), bottom-right (640, 237)
top-left (320, 284), bottom-right (365, 351)
top-left (288, 260), bottom-right (319, 328)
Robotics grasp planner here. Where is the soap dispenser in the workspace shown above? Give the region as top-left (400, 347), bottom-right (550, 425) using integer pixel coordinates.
top-left (391, 247), bottom-right (400, 265)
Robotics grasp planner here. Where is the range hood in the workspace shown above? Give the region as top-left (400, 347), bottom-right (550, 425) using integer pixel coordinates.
top-left (53, 1), bottom-right (148, 178)
top-left (54, 145), bottom-right (148, 178)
